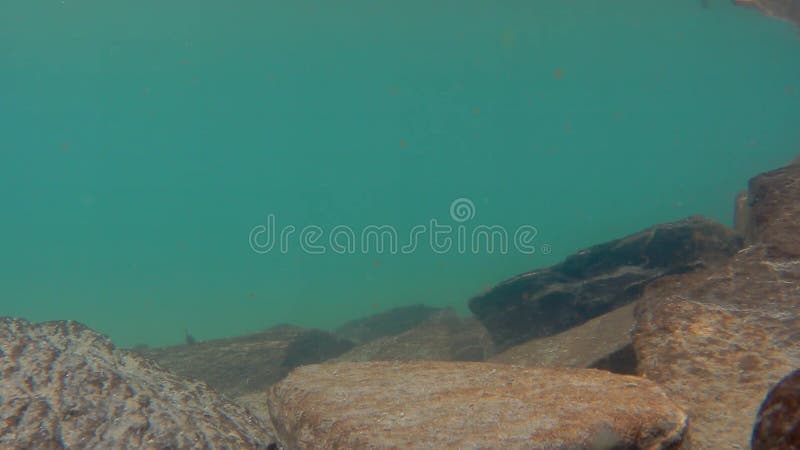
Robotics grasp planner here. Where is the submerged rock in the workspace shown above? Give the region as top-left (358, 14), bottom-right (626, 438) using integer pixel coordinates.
top-left (633, 247), bottom-right (800, 449)
top-left (751, 368), bottom-right (800, 450)
top-left (469, 215), bottom-right (742, 351)
top-left (137, 325), bottom-right (354, 398)
top-left (743, 158), bottom-right (800, 257)
top-left (632, 159), bottom-right (800, 449)
top-left (334, 304), bottom-right (445, 345)
top-left (489, 300), bottom-right (638, 375)
top-left (334, 308), bottom-right (494, 363)
top-left (0, 318), bottom-right (277, 449)
top-left (266, 361), bottom-right (689, 450)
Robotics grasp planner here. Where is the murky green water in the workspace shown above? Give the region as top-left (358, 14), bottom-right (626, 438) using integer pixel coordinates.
top-left (1, 0), bottom-right (798, 347)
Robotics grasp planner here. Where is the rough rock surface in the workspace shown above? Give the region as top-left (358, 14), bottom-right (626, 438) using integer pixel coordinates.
top-left (266, 361), bottom-right (688, 450)
top-left (333, 308), bottom-right (494, 363)
top-left (0, 318), bottom-right (277, 449)
top-left (633, 247), bottom-right (800, 449)
top-left (235, 392), bottom-right (274, 430)
top-left (470, 215), bottom-right (742, 351)
top-left (751, 368), bottom-right (800, 450)
top-left (489, 301), bottom-right (638, 375)
top-left (137, 325), bottom-right (354, 398)
top-left (632, 159), bottom-right (800, 449)
top-left (334, 304), bottom-right (444, 345)
top-left (743, 159), bottom-right (800, 257)
top-left (734, 0), bottom-right (800, 25)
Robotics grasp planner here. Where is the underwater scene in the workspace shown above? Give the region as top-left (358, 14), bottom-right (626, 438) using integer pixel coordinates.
top-left (1, 0), bottom-right (799, 449)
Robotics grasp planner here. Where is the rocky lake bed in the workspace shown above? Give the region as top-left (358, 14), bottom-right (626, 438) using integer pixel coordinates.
top-left (1, 156), bottom-right (798, 449)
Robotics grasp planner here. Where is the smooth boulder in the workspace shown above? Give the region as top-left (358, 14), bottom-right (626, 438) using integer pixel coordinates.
top-left (266, 361), bottom-right (688, 450)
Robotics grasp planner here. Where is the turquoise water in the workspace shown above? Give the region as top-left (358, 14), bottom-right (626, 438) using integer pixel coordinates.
top-left (1, 1), bottom-right (798, 347)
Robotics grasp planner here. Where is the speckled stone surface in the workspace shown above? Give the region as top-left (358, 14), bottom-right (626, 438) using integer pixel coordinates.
top-left (0, 318), bottom-right (277, 449)
top-left (632, 160), bottom-right (800, 449)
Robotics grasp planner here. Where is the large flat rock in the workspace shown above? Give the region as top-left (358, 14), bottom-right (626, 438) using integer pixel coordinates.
top-left (266, 361), bottom-right (688, 450)
top-left (137, 325), bottom-right (354, 397)
top-left (469, 216), bottom-right (742, 351)
top-left (0, 318), bottom-right (278, 449)
top-left (489, 301), bottom-right (637, 375)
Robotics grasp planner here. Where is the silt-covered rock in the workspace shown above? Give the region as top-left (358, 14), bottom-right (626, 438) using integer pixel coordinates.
top-left (138, 325), bottom-right (354, 398)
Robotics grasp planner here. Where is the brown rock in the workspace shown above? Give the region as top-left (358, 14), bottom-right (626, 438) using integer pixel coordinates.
top-left (752, 368), bottom-right (800, 450)
top-left (633, 158), bottom-right (800, 449)
top-left (745, 158), bottom-right (800, 257)
top-left (334, 304), bottom-right (445, 345)
top-left (266, 361), bottom-right (689, 450)
top-left (490, 301), bottom-right (638, 375)
top-left (632, 246), bottom-right (800, 449)
top-left (333, 308), bottom-right (494, 363)
top-left (734, 190), bottom-right (755, 242)
top-left (137, 325), bottom-right (354, 398)
top-left (0, 318), bottom-right (277, 449)
top-left (236, 391), bottom-right (274, 430)
top-left (469, 216), bottom-right (742, 351)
